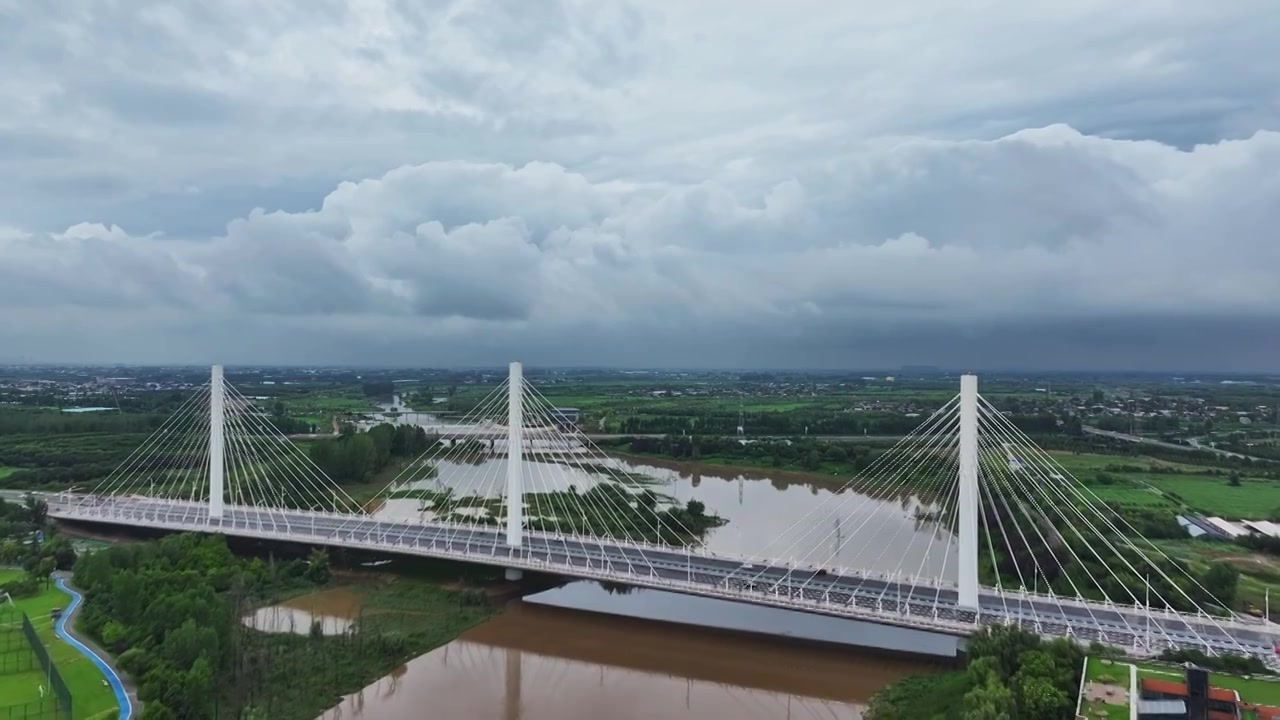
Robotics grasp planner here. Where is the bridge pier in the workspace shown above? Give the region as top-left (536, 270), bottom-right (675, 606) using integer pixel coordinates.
top-left (209, 365), bottom-right (225, 520)
top-left (505, 361), bottom-right (524, 581)
top-left (957, 374), bottom-right (978, 611)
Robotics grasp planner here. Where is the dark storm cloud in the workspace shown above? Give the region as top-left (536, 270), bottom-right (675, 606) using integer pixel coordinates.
top-left (1, 0), bottom-right (1279, 369)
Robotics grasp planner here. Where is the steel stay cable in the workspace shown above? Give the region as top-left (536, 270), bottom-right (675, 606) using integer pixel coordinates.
top-left (976, 415), bottom-right (1113, 641)
top-left (978, 407), bottom-right (1157, 648)
top-left (366, 381), bottom-right (511, 504)
top-left (145, 400), bottom-right (208, 502)
top-left (522, 381), bottom-right (688, 545)
top-left (980, 402), bottom-right (1248, 654)
top-left (428, 387), bottom-right (515, 552)
top-left (96, 385), bottom-right (211, 499)
top-left (520, 389), bottom-right (669, 577)
top-left (860, 430), bottom-right (960, 601)
top-left (985, 398), bottom-right (1258, 625)
top-left (752, 407), bottom-right (962, 591)
top-left (730, 397), bottom-right (962, 584)
top-left (519, 394), bottom-right (616, 574)
top-left (224, 383), bottom-right (362, 515)
top-left (522, 389), bottom-right (674, 546)
top-left (131, 399), bottom-right (209, 504)
top-left (898, 438), bottom-right (961, 611)
top-left (224, 382), bottom-right (367, 514)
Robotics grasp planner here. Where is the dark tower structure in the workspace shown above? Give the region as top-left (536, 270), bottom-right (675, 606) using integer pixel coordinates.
top-left (1185, 664), bottom-right (1209, 720)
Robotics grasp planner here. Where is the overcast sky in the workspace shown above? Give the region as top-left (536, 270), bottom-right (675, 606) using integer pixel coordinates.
top-left (2, 1), bottom-right (1279, 371)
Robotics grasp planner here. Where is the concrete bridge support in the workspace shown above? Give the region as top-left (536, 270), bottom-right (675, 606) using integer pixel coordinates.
top-left (209, 365), bottom-right (226, 520)
top-left (505, 361), bottom-right (524, 581)
top-left (957, 374), bottom-right (979, 610)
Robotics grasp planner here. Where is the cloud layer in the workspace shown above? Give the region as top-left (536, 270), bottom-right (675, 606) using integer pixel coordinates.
top-left (2, 1), bottom-right (1279, 369)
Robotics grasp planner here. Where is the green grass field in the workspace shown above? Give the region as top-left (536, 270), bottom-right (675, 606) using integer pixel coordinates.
top-left (0, 665), bottom-right (46, 706)
top-left (0, 569), bottom-right (118, 720)
top-left (0, 467), bottom-right (15, 480)
top-left (1050, 451), bottom-right (1280, 519)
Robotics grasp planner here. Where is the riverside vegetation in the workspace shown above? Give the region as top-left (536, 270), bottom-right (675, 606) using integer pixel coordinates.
top-left (71, 533), bottom-right (496, 720)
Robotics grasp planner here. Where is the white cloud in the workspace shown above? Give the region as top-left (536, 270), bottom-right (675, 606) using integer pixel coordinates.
top-left (0, 1), bottom-right (1278, 367)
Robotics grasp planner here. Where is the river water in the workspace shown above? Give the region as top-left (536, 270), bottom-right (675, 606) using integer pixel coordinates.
top-left (376, 455), bottom-right (957, 581)
top-left (253, 454), bottom-right (961, 719)
top-left (363, 396), bottom-right (956, 581)
top-left (305, 586), bottom-right (943, 720)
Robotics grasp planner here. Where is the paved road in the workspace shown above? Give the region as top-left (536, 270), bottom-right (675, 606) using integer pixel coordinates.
top-left (1083, 426), bottom-right (1273, 463)
top-left (584, 434), bottom-right (906, 442)
top-left (48, 496), bottom-right (1277, 658)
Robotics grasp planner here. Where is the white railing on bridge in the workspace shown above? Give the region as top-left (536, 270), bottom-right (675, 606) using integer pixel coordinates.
top-left (49, 497), bottom-right (1274, 657)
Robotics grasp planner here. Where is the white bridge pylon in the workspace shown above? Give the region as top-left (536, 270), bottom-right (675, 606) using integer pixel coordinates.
top-left (47, 365), bottom-right (1280, 660)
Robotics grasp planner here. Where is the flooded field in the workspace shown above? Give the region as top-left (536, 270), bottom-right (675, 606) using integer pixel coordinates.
top-left (245, 587), bottom-right (365, 636)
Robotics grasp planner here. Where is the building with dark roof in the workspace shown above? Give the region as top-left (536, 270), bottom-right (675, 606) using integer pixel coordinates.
top-left (1138, 666), bottom-right (1240, 720)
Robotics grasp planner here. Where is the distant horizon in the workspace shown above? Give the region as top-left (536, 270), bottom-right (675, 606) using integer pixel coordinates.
top-left (0, 360), bottom-right (1276, 380)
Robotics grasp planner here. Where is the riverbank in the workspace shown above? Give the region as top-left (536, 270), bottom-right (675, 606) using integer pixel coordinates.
top-left (240, 573), bottom-right (499, 719)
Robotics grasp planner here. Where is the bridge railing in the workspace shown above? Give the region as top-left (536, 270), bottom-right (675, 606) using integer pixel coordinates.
top-left (49, 497), bottom-right (1273, 651)
top-left (52, 499), bottom-right (1269, 657)
top-left (985, 585), bottom-right (1272, 636)
top-left (50, 494), bottom-right (960, 592)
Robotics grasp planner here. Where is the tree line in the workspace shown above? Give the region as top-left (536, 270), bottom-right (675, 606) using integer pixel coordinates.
top-left (866, 624), bottom-right (1085, 719)
top-left (306, 423), bottom-right (437, 485)
top-left (73, 533), bottom-right (495, 719)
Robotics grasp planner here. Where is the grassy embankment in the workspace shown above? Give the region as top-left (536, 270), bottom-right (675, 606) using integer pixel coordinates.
top-left (0, 567), bottom-right (118, 720)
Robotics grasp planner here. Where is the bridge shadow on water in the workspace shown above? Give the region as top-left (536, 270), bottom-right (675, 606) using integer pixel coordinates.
top-left (320, 585), bottom-right (949, 720)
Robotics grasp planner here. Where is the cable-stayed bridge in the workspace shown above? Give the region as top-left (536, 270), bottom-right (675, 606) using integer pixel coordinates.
top-left (46, 364), bottom-right (1279, 659)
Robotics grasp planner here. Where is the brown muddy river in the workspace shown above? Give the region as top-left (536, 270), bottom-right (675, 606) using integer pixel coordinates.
top-left (304, 441), bottom-right (952, 719)
top-left (316, 597), bottom-right (939, 720)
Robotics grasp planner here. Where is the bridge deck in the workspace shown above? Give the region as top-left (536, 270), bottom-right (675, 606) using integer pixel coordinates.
top-left (48, 496), bottom-right (1278, 658)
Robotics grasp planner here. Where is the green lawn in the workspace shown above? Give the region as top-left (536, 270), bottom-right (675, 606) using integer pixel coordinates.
top-left (1081, 658), bottom-right (1133, 720)
top-left (0, 568), bottom-right (119, 720)
top-left (0, 467), bottom-right (15, 480)
top-left (0, 667), bottom-right (47, 705)
top-left (1089, 655), bottom-right (1280, 708)
top-left (1132, 661), bottom-right (1280, 706)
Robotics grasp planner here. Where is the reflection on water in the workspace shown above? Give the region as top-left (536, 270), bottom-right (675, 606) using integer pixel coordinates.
top-left (247, 588), bottom-right (364, 636)
top-left (529, 582), bottom-right (962, 657)
top-left (619, 458), bottom-right (956, 579)
top-left (319, 599), bottom-right (939, 720)
top-left (374, 451), bottom-right (956, 581)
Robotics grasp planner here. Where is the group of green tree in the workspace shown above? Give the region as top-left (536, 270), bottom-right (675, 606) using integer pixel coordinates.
top-left (619, 433), bottom-right (882, 473)
top-left (866, 625), bottom-right (1089, 720)
top-left (73, 533), bottom-right (497, 719)
top-left (0, 496), bottom-right (77, 599)
top-left (608, 409), bottom-right (1063, 438)
top-left (306, 423), bottom-right (437, 485)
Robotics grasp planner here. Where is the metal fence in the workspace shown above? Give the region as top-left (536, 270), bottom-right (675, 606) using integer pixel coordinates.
top-left (0, 611), bottom-right (35, 675)
top-left (0, 609), bottom-right (72, 720)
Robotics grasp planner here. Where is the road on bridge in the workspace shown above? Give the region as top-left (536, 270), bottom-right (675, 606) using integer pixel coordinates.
top-left (48, 496), bottom-right (1277, 659)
